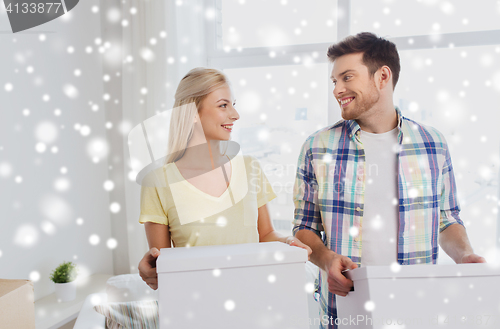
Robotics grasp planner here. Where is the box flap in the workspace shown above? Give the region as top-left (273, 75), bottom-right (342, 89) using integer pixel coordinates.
top-left (157, 242), bottom-right (307, 273)
top-left (345, 263), bottom-right (500, 281)
top-left (0, 279), bottom-right (31, 298)
top-left (0, 279), bottom-right (34, 329)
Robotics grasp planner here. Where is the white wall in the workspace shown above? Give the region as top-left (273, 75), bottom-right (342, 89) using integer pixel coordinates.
top-left (0, 0), bottom-right (114, 300)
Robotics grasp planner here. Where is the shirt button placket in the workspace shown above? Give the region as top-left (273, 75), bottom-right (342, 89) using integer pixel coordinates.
top-left (354, 206), bottom-right (362, 242)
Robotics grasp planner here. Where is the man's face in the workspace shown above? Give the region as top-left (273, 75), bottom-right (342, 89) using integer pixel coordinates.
top-left (331, 53), bottom-right (381, 121)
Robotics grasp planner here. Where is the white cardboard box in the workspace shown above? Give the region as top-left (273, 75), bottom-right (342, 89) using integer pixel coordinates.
top-left (157, 242), bottom-right (310, 329)
top-left (336, 263), bottom-right (500, 328)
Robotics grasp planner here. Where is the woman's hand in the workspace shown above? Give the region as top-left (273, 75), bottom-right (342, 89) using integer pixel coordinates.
top-left (285, 236), bottom-right (312, 260)
top-left (138, 247), bottom-right (161, 290)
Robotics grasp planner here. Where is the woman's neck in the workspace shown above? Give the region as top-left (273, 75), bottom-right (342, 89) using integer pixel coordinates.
top-left (178, 139), bottom-right (225, 170)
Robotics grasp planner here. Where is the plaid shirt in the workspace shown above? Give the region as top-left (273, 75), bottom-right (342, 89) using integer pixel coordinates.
top-left (292, 108), bottom-right (464, 328)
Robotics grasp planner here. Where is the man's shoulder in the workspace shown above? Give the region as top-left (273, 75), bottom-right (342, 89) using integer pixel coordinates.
top-left (401, 116), bottom-right (448, 146)
top-left (302, 119), bottom-right (346, 145)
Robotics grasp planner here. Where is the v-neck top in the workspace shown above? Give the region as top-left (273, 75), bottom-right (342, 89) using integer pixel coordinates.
top-left (171, 155), bottom-right (234, 202)
top-left (139, 155), bottom-right (277, 247)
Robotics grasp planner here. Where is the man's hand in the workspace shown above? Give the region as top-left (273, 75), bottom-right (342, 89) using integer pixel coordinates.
top-left (326, 253), bottom-right (358, 297)
top-left (138, 247), bottom-right (161, 290)
top-left (460, 253), bottom-right (486, 264)
top-left (285, 236), bottom-right (313, 260)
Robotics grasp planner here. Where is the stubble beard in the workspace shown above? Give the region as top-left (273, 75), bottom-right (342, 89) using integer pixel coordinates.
top-left (341, 83), bottom-right (380, 122)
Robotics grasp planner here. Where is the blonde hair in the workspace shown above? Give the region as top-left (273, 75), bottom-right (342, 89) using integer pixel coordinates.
top-left (166, 67), bottom-right (229, 163)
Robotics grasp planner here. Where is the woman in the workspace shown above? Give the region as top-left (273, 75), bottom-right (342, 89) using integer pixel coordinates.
top-left (138, 67), bottom-right (311, 289)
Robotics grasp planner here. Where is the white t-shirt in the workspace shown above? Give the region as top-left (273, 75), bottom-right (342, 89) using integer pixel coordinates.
top-left (359, 127), bottom-right (399, 266)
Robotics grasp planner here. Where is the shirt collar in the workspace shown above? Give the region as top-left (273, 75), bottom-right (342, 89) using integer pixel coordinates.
top-left (345, 107), bottom-right (404, 143)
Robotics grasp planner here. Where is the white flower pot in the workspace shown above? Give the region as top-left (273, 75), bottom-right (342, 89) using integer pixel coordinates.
top-left (54, 281), bottom-right (76, 302)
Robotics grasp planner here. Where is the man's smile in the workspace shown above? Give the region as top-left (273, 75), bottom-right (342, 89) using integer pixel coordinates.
top-left (340, 96), bottom-right (355, 107)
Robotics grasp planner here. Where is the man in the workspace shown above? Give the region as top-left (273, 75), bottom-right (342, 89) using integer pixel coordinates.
top-left (293, 32), bottom-right (485, 328)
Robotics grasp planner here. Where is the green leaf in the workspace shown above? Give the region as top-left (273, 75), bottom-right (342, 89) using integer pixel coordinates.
top-left (49, 261), bottom-right (78, 283)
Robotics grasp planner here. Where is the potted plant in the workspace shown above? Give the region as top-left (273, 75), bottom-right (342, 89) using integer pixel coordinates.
top-left (50, 261), bottom-right (78, 302)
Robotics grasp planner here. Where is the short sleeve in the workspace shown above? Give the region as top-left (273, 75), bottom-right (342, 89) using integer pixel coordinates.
top-left (139, 185), bottom-right (169, 225)
top-left (247, 157), bottom-right (277, 208)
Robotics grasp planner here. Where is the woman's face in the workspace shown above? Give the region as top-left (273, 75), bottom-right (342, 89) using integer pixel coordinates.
top-left (198, 84), bottom-right (239, 141)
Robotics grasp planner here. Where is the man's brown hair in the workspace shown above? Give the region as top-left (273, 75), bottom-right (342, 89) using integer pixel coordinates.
top-left (327, 32), bottom-right (401, 89)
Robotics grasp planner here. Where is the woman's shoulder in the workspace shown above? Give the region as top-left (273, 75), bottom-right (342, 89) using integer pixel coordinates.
top-left (241, 154), bottom-right (253, 162)
top-left (239, 155), bottom-right (265, 177)
top-left (240, 154), bottom-right (258, 167)
top-left (141, 163), bottom-right (176, 189)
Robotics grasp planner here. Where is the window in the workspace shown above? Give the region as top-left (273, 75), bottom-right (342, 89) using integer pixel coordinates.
top-left (221, 0), bottom-right (338, 48)
top-left (351, 0), bottom-right (500, 38)
top-left (206, 0), bottom-right (339, 232)
top-left (225, 63), bottom-right (329, 230)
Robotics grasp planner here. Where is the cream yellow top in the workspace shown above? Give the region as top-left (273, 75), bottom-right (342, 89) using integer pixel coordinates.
top-left (139, 155), bottom-right (277, 247)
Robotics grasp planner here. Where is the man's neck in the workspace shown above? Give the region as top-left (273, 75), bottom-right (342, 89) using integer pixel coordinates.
top-left (356, 106), bottom-right (398, 134)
